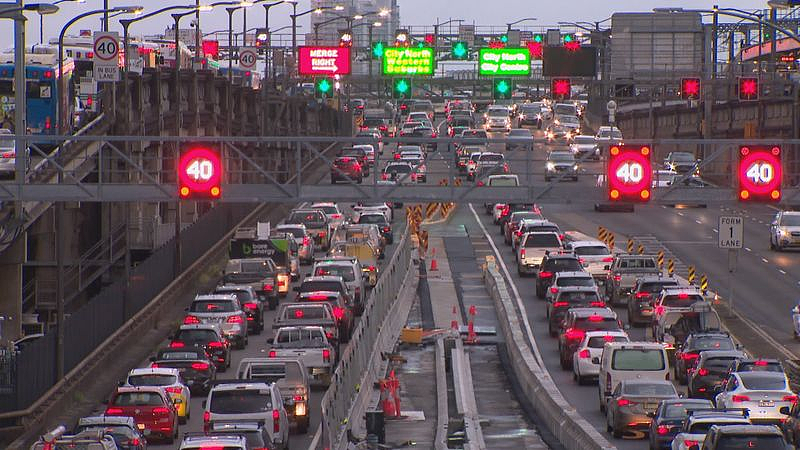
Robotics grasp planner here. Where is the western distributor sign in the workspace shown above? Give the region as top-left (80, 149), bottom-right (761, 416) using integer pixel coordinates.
top-left (382, 47), bottom-right (435, 75)
top-left (478, 48), bottom-right (531, 76)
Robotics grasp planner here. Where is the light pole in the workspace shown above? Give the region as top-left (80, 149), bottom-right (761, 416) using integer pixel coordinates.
top-left (40, 0), bottom-right (85, 44)
top-left (506, 17), bottom-right (536, 32)
top-left (261, 1), bottom-right (294, 87)
top-left (291, 5), bottom-right (342, 75)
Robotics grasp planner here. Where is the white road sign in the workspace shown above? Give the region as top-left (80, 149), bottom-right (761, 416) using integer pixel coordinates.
top-left (93, 31), bottom-right (120, 82)
top-left (238, 47), bottom-right (257, 70)
top-left (718, 216), bottom-right (743, 249)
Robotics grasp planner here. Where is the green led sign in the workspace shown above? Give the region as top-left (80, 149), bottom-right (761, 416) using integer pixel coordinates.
top-left (478, 48), bottom-right (531, 76)
top-left (382, 47), bottom-right (435, 76)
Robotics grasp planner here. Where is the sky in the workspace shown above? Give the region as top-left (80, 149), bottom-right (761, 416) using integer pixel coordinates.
top-left (0, 0), bottom-right (772, 49)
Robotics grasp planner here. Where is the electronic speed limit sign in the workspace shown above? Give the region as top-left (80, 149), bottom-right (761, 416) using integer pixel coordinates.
top-left (607, 145), bottom-right (653, 202)
top-left (93, 31), bottom-right (120, 81)
top-left (238, 47), bottom-right (257, 70)
top-left (738, 145), bottom-right (782, 201)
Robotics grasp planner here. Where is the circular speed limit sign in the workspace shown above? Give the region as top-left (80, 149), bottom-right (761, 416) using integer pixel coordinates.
top-left (239, 48), bottom-right (257, 69)
top-left (93, 33), bottom-right (119, 61)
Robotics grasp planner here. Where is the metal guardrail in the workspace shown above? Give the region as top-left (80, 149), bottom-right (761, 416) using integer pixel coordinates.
top-left (315, 224), bottom-right (416, 449)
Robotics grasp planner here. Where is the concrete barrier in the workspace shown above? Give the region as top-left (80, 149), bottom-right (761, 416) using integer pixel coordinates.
top-left (483, 259), bottom-right (617, 450)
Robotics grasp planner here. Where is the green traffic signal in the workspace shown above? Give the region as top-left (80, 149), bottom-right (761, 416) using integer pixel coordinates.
top-left (452, 41), bottom-right (468, 59)
top-left (493, 79), bottom-right (512, 99)
top-left (393, 78), bottom-right (411, 99)
top-left (372, 41), bottom-right (386, 59)
top-left (533, 34), bottom-right (543, 43)
top-left (563, 33), bottom-right (574, 43)
top-left (316, 77), bottom-right (333, 98)
top-left (500, 34), bottom-right (509, 43)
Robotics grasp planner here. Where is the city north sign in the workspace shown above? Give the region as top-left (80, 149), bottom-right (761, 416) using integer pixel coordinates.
top-left (382, 47), bottom-right (435, 76)
top-left (478, 48), bottom-right (531, 76)
top-left (298, 46), bottom-right (352, 75)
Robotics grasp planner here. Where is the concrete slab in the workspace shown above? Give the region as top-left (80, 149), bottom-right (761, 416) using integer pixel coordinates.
top-left (383, 344), bottom-right (438, 449)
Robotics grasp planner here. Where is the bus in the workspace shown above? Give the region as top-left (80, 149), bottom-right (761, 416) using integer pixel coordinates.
top-left (0, 48), bottom-right (76, 142)
top-left (49, 35), bottom-right (95, 79)
top-left (220, 64), bottom-right (261, 90)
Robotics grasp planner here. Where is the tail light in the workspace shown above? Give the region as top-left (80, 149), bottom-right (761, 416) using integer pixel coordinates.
top-left (613, 274), bottom-right (621, 282)
top-left (326, 331), bottom-right (335, 339)
top-left (277, 279), bottom-right (286, 287)
top-left (697, 368), bottom-right (709, 376)
top-left (539, 271), bottom-right (553, 278)
top-left (784, 395), bottom-right (798, 404)
top-left (303, 236), bottom-right (310, 246)
top-left (394, 154), bottom-right (401, 160)
top-left (602, 257), bottom-right (613, 262)
top-left (273, 409), bottom-right (280, 433)
top-left (606, 373), bottom-right (612, 392)
top-left (616, 398), bottom-right (633, 407)
top-left (381, 173), bottom-right (389, 180)
top-left (553, 301), bottom-right (569, 308)
top-left (150, 362), bottom-right (160, 368)
top-left (208, 341), bottom-right (224, 348)
top-left (227, 315), bottom-right (243, 324)
top-left (515, 230), bottom-right (523, 237)
top-left (355, 287), bottom-right (361, 299)
top-left (191, 362), bottom-right (210, 370)
top-left (578, 349), bottom-right (590, 359)
top-left (559, 233), bottom-right (565, 241)
top-left (165, 386), bottom-right (182, 394)
top-left (128, 438), bottom-right (141, 446)
top-left (684, 440), bottom-right (698, 447)
top-left (332, 306), bottom-right (345, 320)
top-left (203, 410), bottom-right (210, 429)
top-left (656, 425), bottom-right (670, 435)
top-left (679, 353), bottom-right (699, 361)
top-left (323, 349), bottom-right (331, 362)
top-left (243, 302), bottom-right (258, 310)
top-left (635, 292), bottom-right (651, 299)
top-left (495, 204), bottom-right (505, 210)
top-left (269, 350), bottom-right (277, 357)
top-left (432, 132), bottom-right (438, 138)
top-left (578, 258), bottom-right (585, 264)
top-left (1, 151), bottom-right (14, 159)
top-left (754, 360), bottom-right (769, 366)
top-left (550, 287), bottom-right (559, 294)
top-left (382, 226), bottom-right (390, 232)
top-left (520, 249), bottom-right (526, 258)
top-left (565, 328), bottom-right (584, 341)
top-left (331, 214), bottom-right (342, 219)
top-left (45, 116), bottom-right (51, 129)
top-left (294, 309), bottom-right (304, 318)
top-left (263, 284), bottom-right (274, 292)
top-left (590, 302), bottom-right (606, 307)
top-left (183, 315), bottom-right (200, 325)
top-left (588, 315), bottom-right (604, 322)
top-left (319, 231), bottom-right (327, 238)
top-left (105, 407), bottom-right (124, 415)
top-left (152, 406), bottom-right (171, 415)
top-left (368, 265), bottom-right (377, 271)
top-left (169, 341), bottom-right (185, 348)
top-left (732, 394), bottom-right (750, 402)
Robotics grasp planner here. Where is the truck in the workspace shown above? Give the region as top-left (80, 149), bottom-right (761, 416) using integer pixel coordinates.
top-left (268, 326), bottom-right (336, 386)
top-left (273, 302), bottom-right (339, 346)
top-left (236, 357), bottom-right (311, 433)
top-left (515, 232), bottom-right (563, 276)
top-left (603, 254), bottom-right (660, 306)
top-left (223, 258), bottom-right (280, 309)
top-left (230, 226), bottom-right (296, 288)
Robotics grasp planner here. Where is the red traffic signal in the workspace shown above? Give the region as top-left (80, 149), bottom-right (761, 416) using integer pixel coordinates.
top-left (551, 78), bottom-right (571, 99)
top-left (608, 145), bottom-right (652, 202)
top-left (424, 33), bottom-right (435, 45)
top-left (681, 78), bottom-right (701, 100)
top-left (527, 41), bottom-right (543, 59)
top-left (738, 77), bottom-right (759, 101)
top-left (738, 145), bottom-right (781, 201)
top-left (178, 146), bottom-right (222, 199)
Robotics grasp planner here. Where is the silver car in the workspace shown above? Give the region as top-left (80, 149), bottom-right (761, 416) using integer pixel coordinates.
top-left (185, 294), bottom-right (248, 349)
top-left (770, 210), bottom-right (800, 251)
top-left (312, 257), bottom-right (366, 315)
top-left (715, 372), bottom-right (795, 425)
top-left (274, 224), bottom-right (315, 264)
top-left (0, 128), bottom-right (28, 177)
top-left (203, 382), bottom-right (289, 449)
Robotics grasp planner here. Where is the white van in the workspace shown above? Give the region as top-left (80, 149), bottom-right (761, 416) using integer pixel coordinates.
top-left (598, 341), bottom-right (670, 412)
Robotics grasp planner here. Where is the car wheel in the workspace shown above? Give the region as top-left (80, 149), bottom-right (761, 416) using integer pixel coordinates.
top-left (269, 298), bottom-right (278, 310)
top-left (179, 415), bottom-right (187, 425)
top-left (560, 352), bottom-right (571, 370)
top-left (612, 423), bottom-right (622, 439)
top-left (357, 177), bottom-right (363, 184)
top-left (770, 238), bottom-right (776, 250)
top-left (548, 323), bottom-right (556, 338)
top-left (536, 286), bottom-right (544, 299)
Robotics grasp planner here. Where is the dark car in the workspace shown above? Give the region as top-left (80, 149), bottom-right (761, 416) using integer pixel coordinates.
top-left (536, 253), bottom-right (585, 299)
top-left (381, 162), bottom-right (413, 183)
top-left (558, 308), bottom-right (622, 369)
top-left (664, 151), bottom-right (699, 175)
top-left (339, 147), bottom-right (370, 174)
top-left (149, 346), bottom-right (217, 393)
top-left (647, 399), bottom-right (713, 450)
top-left (331, 156), bottom-right (363, 184)
top-left (74, 416), bottom-right (148, 450)
top-left (675, 332), bottom-right (737, 385)
top-left (170, 324), bottom-right (231, 371)
top-left (517, 103), bottom-right (543, 128)
top-left (497, 203), bottom-right (541, 230)
top-left (546, 287), bottom-right (604, 337)
top-left (205, 422), bottom-right (275, 449)
top-left (628, 276), bottom-right (682, 326)
top-left (688, 350), bottom-right (747, 399)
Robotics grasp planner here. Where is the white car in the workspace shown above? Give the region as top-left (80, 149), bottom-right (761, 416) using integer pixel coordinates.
top-left (769, 210), bottom-right (800, 251)
top-left (546, 271), bottom-right (597, 304)
top-left (352, 202), bottom-right (393, 222)
top-left (670, 407), bottom-right (750, 450)
top-left (125, 367), bottom-right (191, 423)
top-left (572, 330), bottom-right (629, 385)
top-left (714, 371), bottom-right (795, 425)
top-left (595, 125), bottom-right (623, 143)
top-left (566, 240), bottom-right (613, 279)
top-left (492, 203), bottom-right (507, 224)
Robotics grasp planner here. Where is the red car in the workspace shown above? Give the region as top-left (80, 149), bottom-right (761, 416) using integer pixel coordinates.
top-left (105, 386), bottom-right (179, 443)
top-left (331, 157), bottom-right (363, 184)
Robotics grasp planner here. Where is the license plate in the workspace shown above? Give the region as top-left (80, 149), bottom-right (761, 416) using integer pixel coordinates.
top-left (137, 423), bottom-right (146, 430)
top-left (759, 400), bottom-right (775, 407)
top-left (645, 403), bottom-right (658, 410)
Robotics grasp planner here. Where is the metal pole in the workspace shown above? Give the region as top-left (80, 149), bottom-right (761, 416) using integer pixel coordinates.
top-left (56, 201), bottom-right (64, 379)
top-left (195, 0), bottom-right (201, 59)
top-left (712, 5), bottom-right (718, 78)
top-left (227, 8), bottom-right (235, 84)
top-left (39, 12), bottom-right (43, 44)
top-left (262, 3), bottom-right (271, 135)
top-left (368, 24), bottom-right (373, 94)
top-left (103, 0), bottom-right (108, 31)
top-left (291, 2), bottom-right (297, 69)
top-left (314, 23), bottom-right (319, 44)
top-left (769, 7), bottom-right (777, 78)
top-left (243, 7), bottom-right (247, 46)
top-left (14, 2), bottom-right (27, 204)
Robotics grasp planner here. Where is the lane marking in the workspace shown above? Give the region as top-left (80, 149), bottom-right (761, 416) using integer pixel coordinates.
top-left (695, 220), bottom-right (702, 224)
top-left (762, 258), bottom-right (769, 263)
top-left (677, 212), bottom-right (685, 216)
top-left (780, 269), bottom-right (787, 275)
top-left (745, 247), bottom-right (752, 252)
top-left (713, 228), bottom-right (719, 233)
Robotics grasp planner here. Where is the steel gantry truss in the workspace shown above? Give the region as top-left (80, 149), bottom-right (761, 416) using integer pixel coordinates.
top-left (6, 135), bottom-right (800, 205)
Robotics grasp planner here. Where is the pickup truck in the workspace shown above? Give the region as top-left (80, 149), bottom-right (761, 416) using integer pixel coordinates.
top-left (236, 357), bottom-right (311, 433)
top-left (515, 232), bottom-right (563, 276)
top-left (268, 326), bottom-right (336, 386)
top-left (603, 254), bottom-right (660, 306)
top-left (273, 302), bottom-right (339, 346)
top-left (223, 258), bottom-right (280, 309)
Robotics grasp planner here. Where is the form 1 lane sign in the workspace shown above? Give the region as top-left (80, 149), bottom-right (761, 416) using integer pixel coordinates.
top-left (298, 46), bottom-right (351, 76)
top-left (718, 216), bottom-right (743, 249)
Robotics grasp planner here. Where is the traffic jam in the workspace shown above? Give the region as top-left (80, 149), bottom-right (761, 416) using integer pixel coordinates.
top-left (30, 195), bottom-right (399, 450)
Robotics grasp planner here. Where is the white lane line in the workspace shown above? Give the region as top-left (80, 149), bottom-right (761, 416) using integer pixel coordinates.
top-left (677, 212), bottom-right (685, 216)
top-left (713, 228), bottom-right (719, 233)
top-left (762, 258), bottom-right (769, 263)
top-left (695, 220), bottom-right (702, 225)
top-left (780, 269), bottom-right (787, 275)
top-left (468, 204), bottom-right (544, 368)
top-left (745, 247), bottom-right (751, 252)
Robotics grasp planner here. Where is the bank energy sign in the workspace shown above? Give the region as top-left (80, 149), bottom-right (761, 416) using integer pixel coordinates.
top-left (478, 48), bottom-right (531, 76)
top-left (298, 46), bottom-right (352, 75)
top-left (382, 47), bottom-right (434, 75)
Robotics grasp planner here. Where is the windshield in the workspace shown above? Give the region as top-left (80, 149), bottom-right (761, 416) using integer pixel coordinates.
top-left (545, 259), bottom-right (583, 272)
top-left (738, 361), bottom-right (783, 372)
top-left (314, 265), bottom-right (355, 282)
top-left (716, 435), bottom-right (786, 449)
top-left (574, 246), bottom-right (609, 256)
top-left (287, 211), bottom-right (325, 227)
top-left (157, 350), bottom-right (203, 361)
top-left (240, 261), bottom-right (273, 274)
top-left (619, 258), bottom-right (657, 269)
top-left (508, 130), bottom-right (531, 137)
top-left (127, 374), bottom-right (178, 386)
top-left (524, 234), bottom-right (560, 248)
top-left (75, 425), bottom-right (134, 442)
top-left (704, 357), bottom-right (739, 370)
top-left (210, 389), bottom-right (273, 413)
top-left (611, 349), bottom-right (666, 371)
top-left (558, 291), bottom-right (599, 302)
top-left (111, 392), bottom-right (166, 406)
top-left (358, 215), bottom-right (387, 225)
top-left (554, 104), bottom-right (576, 115)
top-left (573, 136), bottom-right (595, 145)
top-left (175, 329), bottom-right (218, 344)
top-left (301, 280), bottom-right (344, 293)
top-left (575, 317), bottom-right (620, 331)
top-left (190, 299), bottom-right (236, 313)
top-left (623, 382), bottom-right (676, 396)
top-left (587, 335), bottom-right (627, 348)
top-left (275, 328), bottom-right (326, 347)
top-left (549, 153), bottom-right (575, 162)
top-left (779, 215), bottom-right (800, 226)
top-left (487, 109), bottom-right (508, 117)
top-left (640, 281), bottom-right (678, 294)
top-left (671, 153), bottom-right (695, 162)
top-left (216, 290), bottom-right (254, 303)
top-left (385, 164), bottom-right (411, 174)
top-left (692, 337), bottom-right (735, 351)
top-left (488, 177), bottom-right (519, 187)
top-left (739, 374), bottom-right (787, 390)
top-left (285, 306), bottom-right (328, 320)
top-left (560, 116), bottom-right (579, 125)
top-left (462, 130), bottom-right (487, 138)
top-left (276, 227), bottom-right (304, 238)
top-left (557, 277), bottom-right (595, 288)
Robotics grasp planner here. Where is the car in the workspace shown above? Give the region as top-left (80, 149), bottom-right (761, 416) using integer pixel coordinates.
top-left (506, 128), bottom-right (533, 151)
top-left (331, 223), bottom-right (385, 256)
top-left (75, 415), bottom-right (148, 450)
top-left (356, 211), bottom-right (393, 244)
top-left (605, 379), bottom-right (679, 438)
top-left (398, 121), bottom-right (422, 137)
top-left (725, 358), bottom-right (784, 379)
top-left (536, 252), bottom-right (585, 299)
top-left (554, 114), bottom-right (581, 137)
top-left (410, 100), bottom-right (435, 120)
top-left (595, 125), bottom-right (623, 143)
top-left (203, 382), bottom-right (289, 449)
top-left (149, 346), bottom-right (217, 394)
top-left (516, 231), bottom-right (563, 276)
top-left (512, 219), bottom-right (561, 250)
top-left (183, 294), bottom-right (248, 349)
top-left (236, 358), bottom-right (310, 433)
top-left (546, 124), bottom-right (570, 142)
top-left (545, 271), bottom-right (597, 304)
top-left (553, 102), bottom-right (578, 117)
top-left (545, 151), bottom-right (579, 181)
top-left (330, 156), bottom-right (363, 184)
top-left (688, 350), bottom-right (748, 399)
top-left (570, 135), bottom-right (600, 160)
top-left (671, 409), bottom-right (751, 450)
top-left (484, 109), bottom-right (511, 132)
top-left (355, 130), bottom-right (383, 154)
top-left (469, 152), bottom-right (509, 181)
top-left (214, 285), bottom-right (264, 334)
top-left (566, 240), bottom-right (613, 279)
top-left (647, 399), bottom-right (714, 450)
top-left (664, 152), bottom-right (700, 175)
top-left (310, 202), bottom-right (346, 231)
top-left (406, 111), bottom-right (431, 124)
top-left (339, 147), bottom-right (370, 174)
top-left (312, 257), bottom-right (366, 314)
top-left (381, 161), bottom-right (414, 183)
top-left (559, 307), bottom-right (622, 369)
top-left (627, 276), bottom-right (683, 326)
top-left (547, 286), bottom-right (606, 337)
top-left (653, 287), bottom-right (706, 325)
top-left (294, 275), bottom-right (355, 340)
top-left (268, 326), bottom-right (336, 386)
top-left (699, 424), bottom-right (791, 450)
top-left (274, 224), bottom-right (315, 265)
top-left (599, 341), bottom-right (671, 411)
top-left (572, 330), bottom-right (629, 385)
top-left (503, 211), bottom-right (545, 244)
top-left (170, 323), bottom-right (231, 371)
top-left (779, 397), bottom-right (800, 447)
top-left (517, 102), bottom-right (543, 128)
top-left (715, 372), bottom-right (795, 425)
top-left (497, 203), bottom-right (541, 229)
top-left (769, 210), bottom-right (800, 251)
top-left (286, 209), bottom-right (332, 251)
top-left (675, 332), bottom-right (738, 385)
top-left (205, 422), bottom-right (274, 448)
top-left (449, 125), bottom-right (470, 138)
top-left (179, 433), bottom-right (248, 450)
top-left (105, 386), bottom-right (179, 443)
top-left (399, 155), bottom-right (427, 183)
top-left (352, 201), bottom-right (393, 223)
top-left (125, 367), bottom-right (191, 424)
top-left (31, 430), bottom-right (119, 450)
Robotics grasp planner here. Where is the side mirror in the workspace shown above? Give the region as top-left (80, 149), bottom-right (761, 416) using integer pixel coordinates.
top-left (623, 324), bottom-right (631, 331)
top-left (780, 406), bottom-right (791, 415)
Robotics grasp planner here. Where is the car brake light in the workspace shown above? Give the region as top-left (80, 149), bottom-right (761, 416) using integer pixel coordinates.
top-left (319, 231), bottom-right (327, 238)
top-left (273, 409), bottom-right (280, 433)
top-left (697, 368), bottom-right (709, 376)
top-left (678, 293), bottom-right (689, 299)
top-left (191, 362), bottom-right (210, 370)
top-left (152, 406), bottom-right (171, 415)
top-left (183, 315), bottom-right (200, 324)
top-left (559, 234), bottom-right (565, 241)
top-left (613, 274), bottom-right (621, 282)
top-left (732, 394), bottom-right (750, 402)
top-left (129, 438), bottom-right (141, 446)
top-left (105, 407), bottom-right (124, 415)
top-left (394, 154), bottom-right (401, 160)
top-left (679, 353), bottom-right (699, 361)
top-left (368, 265), bottom-right (377, 271)
top-left (515, 230), bottom-right (522, 237)
top-left (657, 425), bottom-right (670, 435)
top-left (590, 301), bottom-right (606, 307)
top-left (1, 151), bottom-right (14, 159)
top-left (227, 315), bottom-right (243, 324)
top-left (277, 279), bottom-right (286, 287)
top-left (550, 287), bottom-right (559, 294)
top-left (565, 328), bottom-right (584, 340)
top-left (553, 301), bottom-right (569, 308)
top-left (602, 257), bottom-right (613, 262)
top-left (635, 292), bottom-right (651, 299)
top-left (294, 309), bottom-right (304, 318)
top-left (243, 302), bottom-right (258, 310)
top-left (308, 295), bottom-right (329, 301)
top-left (203, 410), bottom-right (210, 424)
top-left (263, 284), bottom-right (274, 291)
top-left (578, 258), bottom-right (585, 264)
top-left (539, 271), bottom-right (553, 278)
top-left (784, 395), bottom-right (798, 404)
top-left (208, 341), bottom-right (224, 348)
top-left (169, 341), bottom-right (184, 348)
top-left (269, 350), bottom-right (277, 357)
top-left (150, 362), bottom-right (160, 368)
top-left (754, 360), bottom-right (769, 366)
top-left (332, 307), bottom-right (345, 320)
top-left (578, 349), bottom-right (590, 359)
top-left (303, 236), bottom-right (310, 246)
top-left (323, 349), bottom-right (331, 362)
top-left (684, 440), bottom-right (698, 447)
top-left (616, 398), bottom-right (632, 407)
top-left (520, 249), bottom-right (526, 258)
top-left (165, 386), bottom-right (182, 394)
top-left (588, 315), bottom-right (603, 322)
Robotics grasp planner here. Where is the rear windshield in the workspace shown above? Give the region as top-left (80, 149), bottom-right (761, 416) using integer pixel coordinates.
top-left (127, 374), bottom-right (178, 386)
top-left (573, 136), bottom-right (595, 144)
top-left (276, 227), bottom-right (304, 238)
top-left (662, 294), bottom-right (703, 307)
top-left (314, 206), bottom-right (338, 215)
top-left (240, 261), bottom-right (273, 275)
top-left (385, 165), bottom-right (411, 174)
top-left (587, 336), bottom-right (628, 348)
top-left (488, 177), bottom-right (518, 187)
top-left (175, 329), bottom-right (218, 344)
top-left (619, 258), bottom-right (657, 269)
top-left (285, 306), bottom-right (328, 320)
top-left (75, 425), bottom-right (135, 441)
top-left (112, 392), bottom-right (166, 406)
top-left (739, 374), bottom-right (787, 390)
top-left (216, 289), bottom-right (254, 303)
top-left (557, 291), bottom-right (599, 303)
top-left (314, 265), bottom-right (355, 282)
top-left (275, 329), bottom-right (326, 347)
top-left (557, 277), bottom-right (595, 288)
top-left (524, 234), bottom-right (560, 248)
top-left (716, 435), bottom-right (786, 449)
top-left (554, 104), bottom-right (577, 115)
top-left (575, 317), bottom-right (619, 331)
top-left (623, 383), bottom-right (675, 396)
top-left (301, 280), bottom-right (344, 293)
top-left (703, 357), bottom-right (739, 370)
top-left (737, 361), bottom-right (783, 372)
top-left (479, 154), bottom-right (503, 162)
top-left (612, 349), bottom-right (666, 371)
top-left (693, 337), bottom-right (735, 351)
top-left (210, 389), bottom-right (273, 413)
top-left (640, 281), bottom-right (678, 294)
top-left (287, 211), bottom-right (325, 227)
top-left (461, 130), bottom-right (487, 138)
top-left (663, 402), bottom-right (713, 418)
top-left (157, 350), bottom-right (203, 360)
top-left (190, 299), bottom-right (236, 313)
top-left (573, 246), bottom-right (609, 256)
top-left (544, 259), bottom-right (583, 272)
top-left (358, 215), bottom-right (387, 225)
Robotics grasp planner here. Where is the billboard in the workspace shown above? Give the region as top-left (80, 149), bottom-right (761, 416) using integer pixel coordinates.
top-left (542, 46), bottom-right (597, 77)
top-left (382, 47), bottom-right (434, 76)
top-left (478, 48), bottom-right (531, 76)
top-left (298, 46), bottom-right (351, 76)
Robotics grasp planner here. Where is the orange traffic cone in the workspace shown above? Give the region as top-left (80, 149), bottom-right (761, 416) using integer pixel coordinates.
top-left (430, 249), bottom-right (438, 271)
top-left (466, 305), bottom-right (478, 344)
top-left (451, 306), bottom-right (459, 331)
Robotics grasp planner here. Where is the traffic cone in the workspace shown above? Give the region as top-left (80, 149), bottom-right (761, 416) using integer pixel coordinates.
top-left (466, 305), bottom-right (478, 344)
top-left (430, 248), bottom-right (438, 271)
top-left (451, 306), bottom-right (459, 331)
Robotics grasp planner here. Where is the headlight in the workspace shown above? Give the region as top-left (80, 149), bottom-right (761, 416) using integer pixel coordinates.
top-left (573, 164), bottom-right (579, 170)
top-left (546, 162), bottom-right (555, 171)
top-left (779, 228), bottom-right (788, 236)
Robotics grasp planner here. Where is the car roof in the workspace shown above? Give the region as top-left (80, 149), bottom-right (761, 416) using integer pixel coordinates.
top-left (216, 284), bottom-right (255, 292)
top-left (698, 350), bottom-right (746, 360)
top-left (182, 434), bottom-right (248, 445)
top-left (621, 378), bottom-right (673, 386)
top-left (303, 275), bottom-right (345, 283)
top-left (179, 323), bottom-right (223, 332)
top-left (115, 385), bottom-right (167, 394)
top-left (569, 240), bottom-right (608, 248)
top-left (128, 367), bottom-right (180, 377)
top-left (211, 381), bottom-right (271, 391)
top-left (554, 271), bottom-right (593, 278)
top-left (711, 424), bottom-right (784, 435)
top-left (78, 416), bottom-right (137, 427)
top-left (209, 421), bottom-right (264, 431)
